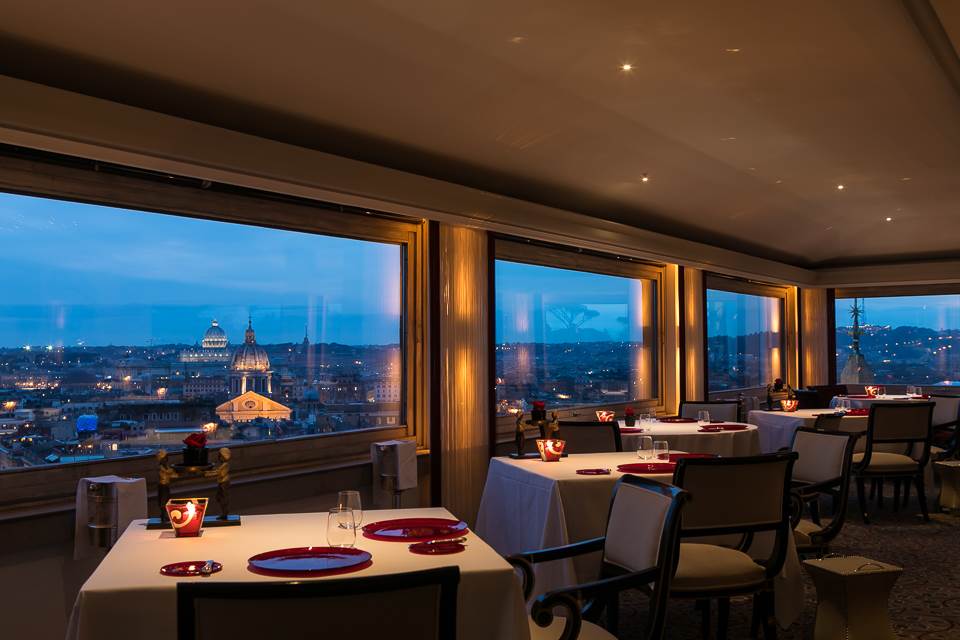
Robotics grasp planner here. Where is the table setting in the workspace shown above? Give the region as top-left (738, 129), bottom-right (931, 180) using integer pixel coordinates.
top-left (67, 502), bottom-right (528, 640)
top-left (618, 411), bottom-right (761, 457)
top-left (830, 385), bottom-right (931, 410)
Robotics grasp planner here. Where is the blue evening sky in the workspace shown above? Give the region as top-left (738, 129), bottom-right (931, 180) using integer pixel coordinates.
top-left (0, 192), bottom-right (402, 346)
top-left (835, 295), bottom-right (960, 330)
top-left (706, 289), bottom-right (777, 337)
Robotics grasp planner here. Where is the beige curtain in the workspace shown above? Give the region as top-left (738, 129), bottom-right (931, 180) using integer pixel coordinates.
top-left (801, 288), bottom-right (830, 386)
top-left (683, 267), bottom-right (705, 401)
top-left (438, 224), bottom-right (489, 526)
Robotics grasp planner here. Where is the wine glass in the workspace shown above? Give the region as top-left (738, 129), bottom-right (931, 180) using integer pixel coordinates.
top-left (326, 507), bottom-right (356, 548)
top-left (906, 385), bottom-right (916, 396)
top-left (697, 410), bottom-right (711, 425)
top-left (653, 440), bottom-right (670, 461)
top-left (637, 436), bottom-right (654, 460)
top-left (337, 490), bottom-right (363, 529)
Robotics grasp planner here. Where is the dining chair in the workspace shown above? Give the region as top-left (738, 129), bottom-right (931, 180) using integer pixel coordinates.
top-left (930, 394), bottom-right (960, 459)
top-left (508, 475), bottom-right (689, 640)
top-left (852, 402), bottom-right (935, 523)
top-left (679, 401), bottom-right (739, 423)
top-left (558, 421), bottom-right (623, 453)
top-left (812, 413), bottom-right (845, 431)
top-left (789, 428), bottom-right (857, 557)
top-left (176, 567), bottom-right (459, 640)
top-left (670, 452), bottom-right (797, 640)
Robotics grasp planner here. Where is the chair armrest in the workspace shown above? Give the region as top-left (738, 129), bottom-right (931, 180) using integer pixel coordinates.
top-left (509, 536), bottom-right (606, 565)
top-left (792, 478), bottom-right (841, 497)
top-left (530, 569), bottom-right (659, 640)
top-left (506, 556), bottom-right (535, 601)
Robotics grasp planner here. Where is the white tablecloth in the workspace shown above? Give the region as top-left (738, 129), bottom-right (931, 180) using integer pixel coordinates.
top-left (618, 420), bottom-right (760, 457)
top-left (67, 508), bottom-right (528, 640)
top-left (475, 453), bottom-right (804, 627)
top-left (748, 410), bottom-right (868, 453)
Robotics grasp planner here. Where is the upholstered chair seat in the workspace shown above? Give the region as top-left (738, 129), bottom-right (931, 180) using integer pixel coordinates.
top-left (792, 518), bottom-right (822, 547)
top-left (852, 451), bottom-right (918, 472)
top-left (672, 543), bottom-right (765, 592)
top-left (528, 618), bottom-right (617, 640)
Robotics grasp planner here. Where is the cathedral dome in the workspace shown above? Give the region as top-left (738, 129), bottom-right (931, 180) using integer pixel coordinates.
top-left (231, 319), bottom-right (270, 372)
top-left (201, 320), bottom-right (229, 349)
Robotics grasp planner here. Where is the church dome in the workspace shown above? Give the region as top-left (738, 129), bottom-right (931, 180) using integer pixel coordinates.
top-left (231, 319), bottom-right (270, 371)
top-left (201, 320), bottom-right (229, 349)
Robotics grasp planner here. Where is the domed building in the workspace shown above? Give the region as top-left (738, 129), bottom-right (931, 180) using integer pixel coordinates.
top-left (180, 319), bottom-right (231, 363)
top-left (230, 318), bottom-right (273, 395)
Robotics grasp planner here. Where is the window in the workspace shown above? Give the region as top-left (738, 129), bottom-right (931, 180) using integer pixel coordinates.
top-left (834, 293), bottom-right (960, 387)
top-left (494, 244), bottom-right (661, 417)
top-left (0, 189), bottom-right (409, 469)
top-left (706, 281), bottom-right (786, 392)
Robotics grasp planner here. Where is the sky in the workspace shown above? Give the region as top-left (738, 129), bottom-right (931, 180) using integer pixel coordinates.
top-left (835, 295), bottom-right (960, 331)
top-left (0, 192), bottom-right (402, 346)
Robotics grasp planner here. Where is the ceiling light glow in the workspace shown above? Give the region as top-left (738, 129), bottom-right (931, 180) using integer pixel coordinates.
top-left (836, 184), bottom-right (845, 190)
top-left (620, 63), bottom-right (633, 72)
top-left (640, 174), bottom-right (650, 183)
top-left (885, 217), bottom-right (893, 222)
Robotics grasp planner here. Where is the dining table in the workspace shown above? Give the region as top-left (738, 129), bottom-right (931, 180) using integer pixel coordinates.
top-left (747, 409), bottom-right (869, 453)
top-left (67, 507), bottom-right (529, 640)
top-left (475, 452), bottom-right (804, 628)
top-left (618, 418), bottom-right (761, 457)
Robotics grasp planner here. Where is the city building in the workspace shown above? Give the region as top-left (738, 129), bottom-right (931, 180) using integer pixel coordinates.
top-left (229, 319), bottom-right (273, 395)
top-left (179, 319), bottom-right (231, 363)
top-left (215, 390), bottom-right (291, 424)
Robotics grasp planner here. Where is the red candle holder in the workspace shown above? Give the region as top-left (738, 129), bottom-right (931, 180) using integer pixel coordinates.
top-left (595, 410), bottom-right (615, 423)
top-left (780, 399), bottom-right (799, 412)
top-left (536, 439), bottom-right (566, 462)
top-left (864, 386), bottom-right (880, 397)
top-left (165, 498), bottom-right (208, 537)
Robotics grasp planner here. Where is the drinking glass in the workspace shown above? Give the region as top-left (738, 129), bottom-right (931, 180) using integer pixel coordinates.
top-left (637, 436), bottom-right (654, 460)
top-left (653, 440), bottom-right (670, 461)
top-left (337, 490), bottom-right (363, 529)
top-left (326, 507), bottom-right (356, 548)
top-left (837, 398), bottom-right (850, 413)
top-left (915, 386), bottom-right (923, 397)
top-left (906, 385), bottom-right (916, 396)
top-left (697, 410), bottom-right (711, 424)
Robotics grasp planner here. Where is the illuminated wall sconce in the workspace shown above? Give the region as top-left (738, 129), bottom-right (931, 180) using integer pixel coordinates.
top-left (780, 399), bottom-right (799, 412)
top-left (595, 410), bottom-right (615, 423)
top-left (165, 498), bottom-right (208, 537)
top-left (536, 439), bottom-right (566, 462)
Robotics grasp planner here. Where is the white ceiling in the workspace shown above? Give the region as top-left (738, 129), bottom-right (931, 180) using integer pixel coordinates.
top-left (1, 0), bottom-right (959, 268)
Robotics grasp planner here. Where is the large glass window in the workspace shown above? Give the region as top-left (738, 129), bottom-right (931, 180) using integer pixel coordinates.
top-left (0, 191), bottom-right (404, 468)
top-left (706, 287), bottom-right (784, 392)
top-left (495, 258), bottom-right (659, 416)
top-left (835, 294), bottom-right (960, 386)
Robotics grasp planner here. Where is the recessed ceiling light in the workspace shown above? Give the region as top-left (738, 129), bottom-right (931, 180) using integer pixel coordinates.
top-left (836, 184), bottom-right (845, 190)
top-left (900, 177), bottom-right (911, 181)
top-left (725, 48), bottom-right (741, 53)
top-left (720, 137), bottom-right (737, 141)
top-left (621, 63), bottom-right (633, 72)
top-left (640, 174), bottom-right (650, 183)
top-left (510, 36), bottom-right (526, 44)
top-left (885, 217), bottom-right (893, 222)
top-left (775, 179), bottom-right (783, 184)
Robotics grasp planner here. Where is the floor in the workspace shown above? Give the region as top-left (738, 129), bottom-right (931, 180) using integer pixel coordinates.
top-left (617, 495), bottom-right (960, 639)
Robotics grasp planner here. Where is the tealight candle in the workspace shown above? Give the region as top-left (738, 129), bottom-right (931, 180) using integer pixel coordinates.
top-left (536, 439), bottom-right (566, 462)
top-left (165, 498), bottom-right (208, 537)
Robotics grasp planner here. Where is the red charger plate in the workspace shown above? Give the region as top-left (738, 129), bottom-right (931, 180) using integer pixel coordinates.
top-left (698, 424), bottom-right (749, 432)
top-left (362, 518), bottom-right (468, 542)
top-left (409, 540), bottom-right (466, 555)
top-left (658, 416), bottom-right (697, 423)
top-left (617, 462), bottom-right (676, 473)
top-left (160, 560), bottom-right (223, 577)
top-left (247, 547), bottom-right (372, 578)
top-left (576, 468), bottom-right (612, 475)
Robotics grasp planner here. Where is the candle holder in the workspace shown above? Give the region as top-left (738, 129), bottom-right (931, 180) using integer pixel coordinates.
top-left (595, 410), bottom-right (615, 423)
top-left (165, 498), bottom-right (208, 538)
top-left (864, 386), bottom-right (880, 397)
top-left (780, 399), bottom-right (799, 412)
top-left (536, 439), bottom-right (566, 462)
top-left (624, 407), bottom-right (636, 427)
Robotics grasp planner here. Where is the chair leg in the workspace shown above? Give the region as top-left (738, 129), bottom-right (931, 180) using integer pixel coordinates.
top-left (869, 478), bottom-right (877, 500)
top-left (915, 474), bottom-right (930, 522)
top-left (605, 593), bottom-right (619, 636)
top-left (903, 480), bottom-right (911, 507)
top-left (760, 590), bottom-right (777, 640)
top-left (697, 599), bottom-right (711, 639)
top-left (750, 596), bottom-right (761, 638)
top-left (809, 498), bottom-right (822, 526)
top-left (717, 597), bottom-right (730, 640)
top-left (856, 476), bottom-right (870, 524)
top-left (893, 479), bottom-right (901, 512)
top-left (876, 478), bottom-right (884, 508)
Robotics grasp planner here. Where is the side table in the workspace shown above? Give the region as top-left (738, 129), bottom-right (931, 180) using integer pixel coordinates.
top-left (803, 556), bottom-right (902, 640)
top-left (935, 460), bottom-right (960, 510)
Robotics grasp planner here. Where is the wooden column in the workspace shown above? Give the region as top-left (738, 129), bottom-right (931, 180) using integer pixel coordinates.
top-left (437, 224), bottom-right (489, 526)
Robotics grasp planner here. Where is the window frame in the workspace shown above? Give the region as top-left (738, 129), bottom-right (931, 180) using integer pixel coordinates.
top-left (0, 151), bottom-right (426, 514)
top-left (704, 274), bottom-right (797, 396)
top-left (491, 237), bottom-right (667, 445)
top-left (832, 285), bottom-right (960, 388)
